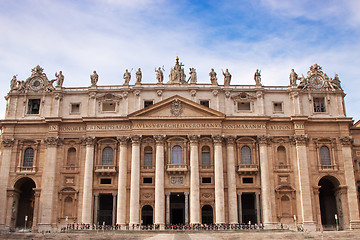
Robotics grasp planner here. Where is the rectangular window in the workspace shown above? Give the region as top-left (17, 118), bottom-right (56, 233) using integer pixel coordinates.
top-left (200, 100), bottom-right (210, 108)
top-left (238, 102), bottom-right (251, 111)
top-left (202, 177), bottom-right (211, 183)
top-left (102, 102), bottom-right (115, 112)
top-left (71, 103), bottom-right (80, 114)
top-left (273, 102), bottom-right (283, 113)
top-left (144, 153), bottom-right (152, 166)
top-left (144, 101), bottom-right (154, 108)
top-left (143, 177), bottom-right (152, 184)
top-left (242, 177), bottom-right (254, 184)
top-left (314, 97), bottom-right (326, 112)
top-left (27, 99), bottom-right (40, 114)
top-left (100, 178), bottom-right (112, 184)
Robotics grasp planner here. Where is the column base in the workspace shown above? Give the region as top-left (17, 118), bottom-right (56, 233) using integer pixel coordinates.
top-left (302, 221), bottom-right (316, 232)
top-left (349, 220), bottom-right (360, 230)
top-left (263, 222), bottom-right (279, 230)
top-left (37, 223), bottom-right (53, 233)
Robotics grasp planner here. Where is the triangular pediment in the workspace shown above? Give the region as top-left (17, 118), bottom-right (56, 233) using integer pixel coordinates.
top-left (129, 95), bottom-right (225, 119)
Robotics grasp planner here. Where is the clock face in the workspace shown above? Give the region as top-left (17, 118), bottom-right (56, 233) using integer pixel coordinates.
top-left (310, 75), bottom-right (323, 88)
top-left (30, 78), bottom-right (43, 90)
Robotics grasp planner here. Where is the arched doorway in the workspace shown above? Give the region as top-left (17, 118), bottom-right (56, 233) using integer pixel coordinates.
top-left (201, 205), bottom-right (213, 224)
top-left (141, 205), bottom-right (153, 225)
top-left (318, 176), bottom-right (342, 230)
top-left (14, 177), bottom-right (36, 229)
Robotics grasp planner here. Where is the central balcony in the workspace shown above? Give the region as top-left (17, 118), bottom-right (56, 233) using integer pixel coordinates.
top-left (237, 164), bottom-right (259, 174)
top-left (94, 165), bottom-right (117, 175)
top-left (166, 164), bottom-right (188, 174)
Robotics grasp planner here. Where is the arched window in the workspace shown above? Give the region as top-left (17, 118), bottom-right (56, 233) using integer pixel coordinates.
top-left (201, 146), bottom-right (211, 166)
top-left (172, 145), bottom-right (183, 164)
top-left (144, 146), bottom-right (153, 166)
top-left (102, 147), bottom-right (113, 165)
top-left (241, 146), bottom-right (251, 165)
top-left (23, 147), bottom-right (34, 167)
top-left (277, 146), bottom-right (286, 166)
top-left (67, 147), bottom-right (76, 166)
top-left (64, 196), bottom-right (73, 217)
top-left (320, 146), bottom-right (331, 165)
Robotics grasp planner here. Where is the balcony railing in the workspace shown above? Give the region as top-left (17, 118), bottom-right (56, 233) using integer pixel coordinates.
top-left (274, 164), bottom-right (291, 171)
top-left (237, 164), bottom-right (259, 174)
top-left (94, 165), bottom-right (117, 175)
top-left (319, 164), bottom-right (338, 171)
top-left (16, 166), bottom-right (36, 174)
top-left (166, 164), bottom-right (188, 174)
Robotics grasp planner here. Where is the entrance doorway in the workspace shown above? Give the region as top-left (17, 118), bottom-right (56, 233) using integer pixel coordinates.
top-left (141, 205), bottom-right (153, 225)
top-left (170, 193), bottom-right (185, 224)
top-left (98, 194), bottom-right (113, 225)
top-left (319, 176), bottom-right (342, 230)
top-left (241, 193), bottom-right (257, 224)
top-left (14, 177), bottom-right (36, 229)
top-left (201, 205), bottom-right (213, 224)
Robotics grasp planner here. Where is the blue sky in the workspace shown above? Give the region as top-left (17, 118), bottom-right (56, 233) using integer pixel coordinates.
top-left (1, 0), bottom-right (360, 121)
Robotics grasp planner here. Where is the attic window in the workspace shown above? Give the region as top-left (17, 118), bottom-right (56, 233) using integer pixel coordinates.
top-left (200, 100), bottom-right (210, 108)
top-left (273, 102), bottom-right (283, 113)
top-left (144, 100), bottom-right (154, 108)
top-left (240, 93), bottom-right (247, 99)
top-left (27, 99), bottom-right (40, 114)
top-left (102, 102), bottom-right (115, 112)
top-left (71, 103), bottom-right (80, 114)
top-left (237, 102), bottom-right (250, 111)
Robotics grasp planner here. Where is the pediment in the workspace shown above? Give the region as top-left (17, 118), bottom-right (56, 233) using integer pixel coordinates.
top-left (129, 95), bottom-right (225, 119)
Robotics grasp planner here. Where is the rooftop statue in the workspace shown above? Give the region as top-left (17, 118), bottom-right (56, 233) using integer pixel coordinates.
top-left (289, 69), bottom-right (298, 86)
top-left (90, 71), bottom-right (98, 87)
top-left (55, 71), bottom-right (64, 87)
top-left (10, 75), bottom-right (17, 90)
top-left (189, 68), bottom-right (197, 84)
top-left (209, 68), bottom-right (218, 85)
top-left (169, 57), bottom-right (186, 84)
top-left (223, 69), bottom-right (231, 86)
top-left (155, 67), bottom-right (164, 83)
top-left (135, 68), bottom-right (142, 84)
top-left (123, 69), bottom-right (131, 86)
top-left (254, 69), bottom-right (261, 86)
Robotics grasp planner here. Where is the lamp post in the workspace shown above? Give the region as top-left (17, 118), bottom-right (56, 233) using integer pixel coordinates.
top-left (24, 216), bottom-right (28, 231)
top-left (335, 214), bottom-right (339, 231)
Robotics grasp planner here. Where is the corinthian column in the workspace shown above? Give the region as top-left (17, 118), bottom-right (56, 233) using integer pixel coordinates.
top-left (0, 138), bottom-right (14, 229)
top-left (81, 136), bottom-right (95, 224)
top-left (339, 136), bottom-right (360, 229)
top-left (38, 136), bottom-right (60, 231)
top-left (154, 135), bottom-right (165, 228)
top-left (258, 135), bottom-right (273, 227)
top-left (225, 136), bottom-right (238, 224)
top-left (189, 135), bottom-right (200, 224)
top-left (116, 136), bottom-right (128, 229)
top-left (293, 135), bottom-right (315, 231)
top-left (129, 135), bottom-right (141, 226)
top-left (213, 135), bottom-right (225, 224)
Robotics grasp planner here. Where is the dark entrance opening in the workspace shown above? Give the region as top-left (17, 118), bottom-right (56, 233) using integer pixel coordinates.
top-left (241, 193), bottom-right (257, 224)
top-left (319, 177), bottom-right (341, 230)
top-left (98, 194), bottom-right (113, 225)
top-left (141, 205), bottom-right (153, 225)
top-left (15, 177), bottom-right (36, 229)
top-left (201, 205), bottom-right (213, 224)
top-left (170, 193), bottom-right (185, 224)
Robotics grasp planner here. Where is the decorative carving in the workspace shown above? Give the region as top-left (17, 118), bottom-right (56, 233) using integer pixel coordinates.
top-left (225, 91), bottom-right (231, 98)
top-left (45, 136), bottom-right (61, 146)
top-left (122, 91), bottom-right (129, 99)
top-left (212, 89), bottom-right (219, 96)
top-left (54, 93), bottom-right (63, 100)
top-left (143, 193), bottom-right (152, 199)
top-left (292, 135), bottom-right (309, 146)
top-left (157, 90), bottom-right (163, 96)
top-left (170, 176), bottom-right (184, 185)
top-left (225, 136), bottom-right (236, 144)
top-left (134, 90), bottom-right (141, 97)
top-left (170, 99), bottom-right (183, 116)
top-left (154, 135), bottom-right (166, 144)
top-left (188, 135), bottom-right (199, 144)
top-left (2, 138), bottom-right (15, 148)
top-left (117, 136), bottom-right (129, 145)
top-left (212, 135), bottom-right (223, 144)
top-left (89, 92), bottom-right (96, 99)
top-left (257, 135), bottom-right (270, 145)
top-left (190, 89), bottom-right (197, 97)
top-left (339, 136), bottom-right (352, 146)
top-left (131, 135), bottom-right (141, 144)
top-left (202, 193), bottom-right (212, 199)
top-left (82, 136), bottom-right (95, 146)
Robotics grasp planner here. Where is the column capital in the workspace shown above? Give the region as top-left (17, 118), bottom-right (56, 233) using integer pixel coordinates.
top-left (165, 192), bottom-right (171, 196)
top-left (225, 136), bottom-right (236, 144)
top-left (257, 135), bottom-right (270, 145)
top-left (154, 135), bottom-right (166, 144)
top-left (117, 136), bottom-right (129, 145)
top-left (44, 136), bottom-right (61, 146)
top-left (291, 134), bottom-right (309, 146)
top-left (184, 192), bottom-right (189, 196)
top-left (212, 135), bottom-right (223, 144)
top-left (1, 138), bottom-right (15, 148)
top-left (188, 135), bottom-right (199, 144)
top-left (131, 135), bottom-right (141, 145)
top-left (82, 136), bottom-right (95, 146)
top-left (339, 136), bottom-right (352, 146)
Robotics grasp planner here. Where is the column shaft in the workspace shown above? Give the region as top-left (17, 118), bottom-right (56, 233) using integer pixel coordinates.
top-left (185, 192), bottom-right (189, 224)
top-left (116, 137), bottom-right (128, 227)
top-left (189, 135), bottom-right (200, 224)
top-left (213, 135), bottom-right (225, 224)
top-left (129, 136), bottom-right (141, 225)
top-left (81, 137), bottom-right (95, 224)
top-left (238, 192), bottom-right (242, 224)
top-left (154, 135), bottom-right (165, 226)
top-left (94, 194), bottom-right (99, 224)
top-left (226, 137), bottom-right (238, 224)
top-left (256, 192), bottom-right (261, 224)
top-left (166, 193), bottom-right (170, 224)
top-left (112, 194), bottom-right (117, 225)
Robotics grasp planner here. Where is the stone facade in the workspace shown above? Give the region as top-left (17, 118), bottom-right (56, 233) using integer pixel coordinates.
top-left (0, 61), bottom-right (359, 232)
